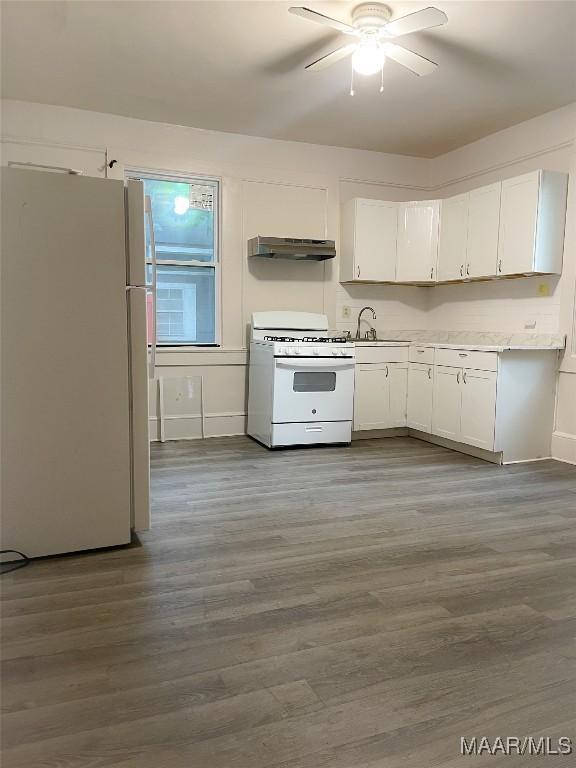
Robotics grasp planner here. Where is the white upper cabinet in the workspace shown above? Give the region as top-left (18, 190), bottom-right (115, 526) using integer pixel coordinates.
top-left (340, 198), bottom-right (398, 282)
top-left (339, 170), bottom-right (566, 286)
top-left (396, 200), bottom-right (440, 283)
top-left (466, 182), bottom-right (501, 279)
top-left (497, 170), bottom-right (568, 276)
top-left (437, 193), bottom-right (469, 282)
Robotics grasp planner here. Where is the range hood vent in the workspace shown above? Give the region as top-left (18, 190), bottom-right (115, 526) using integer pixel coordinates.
top-left (248, 236), bottom-right (336, 261)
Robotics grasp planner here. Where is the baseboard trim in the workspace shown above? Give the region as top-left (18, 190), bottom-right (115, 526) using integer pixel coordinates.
top-left (408, 430), bottom-right (503, 464)
top-left (551, 431), bottom-right (576, 465)
top-left (352, 428), bottom-right (409, 440)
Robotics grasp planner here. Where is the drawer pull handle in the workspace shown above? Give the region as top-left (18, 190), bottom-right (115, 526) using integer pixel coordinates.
top-left (498, 259), bottom-right (502, 273)
top-left (458, 353), bottom-right (468, 357)
top-left (385, 365), bottom-right (389, 377)
top-left (357, 266), bottom-right (360, 278)
top-left (466, 264), bottom-right (470, 276)
top-left (460, 264), bottom-right (464, 277)
top-left (463, 371), bottom-right (467, 384)
top-left (428, 367), bottom-right (432, 379)
top-left (457, 371), bottom-right (460, 383)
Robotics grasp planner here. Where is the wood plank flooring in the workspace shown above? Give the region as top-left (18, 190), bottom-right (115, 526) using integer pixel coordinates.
top-left (1, 436), bottom-right (576, 767)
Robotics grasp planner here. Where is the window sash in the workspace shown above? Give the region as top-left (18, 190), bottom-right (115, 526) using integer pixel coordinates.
top-left (127, 168), bottom-right (220, 347)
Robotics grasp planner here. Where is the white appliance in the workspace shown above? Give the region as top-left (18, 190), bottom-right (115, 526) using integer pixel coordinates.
top-left (1, 167), bottom-right (154, 557)
top-left (247, 311), bottom-right (355, 448)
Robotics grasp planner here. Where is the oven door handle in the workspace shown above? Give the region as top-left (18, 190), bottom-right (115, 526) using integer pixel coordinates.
top-left (275, 359), bottom-right (355, 370)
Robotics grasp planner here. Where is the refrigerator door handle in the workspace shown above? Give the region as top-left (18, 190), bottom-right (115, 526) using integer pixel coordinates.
top-left (145, 194), bottom-right (158, 379)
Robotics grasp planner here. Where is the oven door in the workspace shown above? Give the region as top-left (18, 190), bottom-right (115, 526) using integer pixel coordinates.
top-left (272, 357), bottom-right (355, 423)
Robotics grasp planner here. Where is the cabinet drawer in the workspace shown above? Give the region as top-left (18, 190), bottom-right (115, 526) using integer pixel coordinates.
top-left (409, 345), bottom-right (435, 364)
top-left (355, 346), bottom-right (409, 364)
top-left (435, 348), bottom-right (498, 371)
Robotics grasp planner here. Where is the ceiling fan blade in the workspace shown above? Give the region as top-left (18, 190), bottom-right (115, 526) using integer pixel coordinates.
top-left (383, 7), bottom-right (448, 38)
top-left (305, 43), bottom-right (357, 71)
top-left (289, 7), bottom-right (357, 35)
top-left (384, 43), bottom-right (438, 76)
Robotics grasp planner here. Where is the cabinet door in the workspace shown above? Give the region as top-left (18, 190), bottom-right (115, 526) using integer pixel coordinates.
top-left (497, 171), bottom-right (539, 276)
top-left (355, 200), bottom-right (398, 281)
top-left (389, 363), bottom-right (408, 427)
top-left (460, 369), bottom-right (497, 450)
top-left (437, 194), bottom-right (468, 282)
top-left (466, 182), bottom-right (501, 278)
top-left (431, 366), bottom-right (462, 440)
top-left (396, 201), bottom-right (439, 282)
top-left (407, 363), bottom-right (433, 432)
top-left (354, 364), bottom-right (391, 430)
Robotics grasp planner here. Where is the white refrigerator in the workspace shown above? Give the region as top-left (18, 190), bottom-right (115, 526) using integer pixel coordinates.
top-left (1, 167), bottom-right (153, 557)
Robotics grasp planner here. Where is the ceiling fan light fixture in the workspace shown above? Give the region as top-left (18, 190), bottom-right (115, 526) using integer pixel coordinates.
top-left (352, 40), bottom-right (385, 75)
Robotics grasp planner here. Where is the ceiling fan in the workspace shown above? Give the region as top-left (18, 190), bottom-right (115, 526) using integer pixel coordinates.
top-left (289, 3), bottom-right (447, 90)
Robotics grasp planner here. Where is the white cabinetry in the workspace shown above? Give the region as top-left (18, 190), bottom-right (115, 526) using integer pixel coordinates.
top-left (340, 198), bottom-right (398, 282)
top-left (431, 366), bottom-right (462, 441)
top-left (396, 200), bottom-right (439, 283)
top-left (406, 363), bottom-right (434, 432)
top-left (354, 346), bottom-right (408, 431)
top-left (437, 193), bottom-right (468, 282)
top-left (497, 170), bottom-right (568, 276)
top-left (355, 343), bottom-right (558, 463)
top-left (339, 170), bottom-right (566, 286)
top-left (466, 182), bottom-right (501, 278)
top-left (431, 364), bottom-right (497, 450)
top-left (459, 369), bottom-right (498, 450)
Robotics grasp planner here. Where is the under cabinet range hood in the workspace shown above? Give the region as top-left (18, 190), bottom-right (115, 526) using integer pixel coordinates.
top-left (248, 236), bottom-right (336, 261)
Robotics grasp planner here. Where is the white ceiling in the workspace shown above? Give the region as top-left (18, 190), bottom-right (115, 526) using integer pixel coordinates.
top-left (1, 1), bottom-right (575, 158)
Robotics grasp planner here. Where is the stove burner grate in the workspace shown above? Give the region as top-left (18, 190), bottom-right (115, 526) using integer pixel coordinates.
top-left (263, 335), bottom-right (349, 344)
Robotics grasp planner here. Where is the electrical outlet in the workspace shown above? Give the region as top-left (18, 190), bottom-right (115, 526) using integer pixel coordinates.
top-left (342, 305), bottom-right (351, 319)
top-left (524, 319), bottom-right (537, 330)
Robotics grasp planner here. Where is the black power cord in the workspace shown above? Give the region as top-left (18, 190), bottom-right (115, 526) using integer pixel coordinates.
top-left (0, 550), bottom-right (30, 575)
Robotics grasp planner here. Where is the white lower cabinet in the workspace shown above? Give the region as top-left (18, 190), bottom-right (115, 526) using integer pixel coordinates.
top-left (406, 362), bottom-right (434, 432)
top-left (459, 369), bottom-right (497, 450)
top-left (389, 364), bottom-right (408, 427)
top-left (354, 345), bottom-right (557, 463)
top-left (431, 365), bottom-right (497, 449)
top-left (354, 361), bottom-right (408, 431)
top-left (431, 366), bottom-right (462, 441)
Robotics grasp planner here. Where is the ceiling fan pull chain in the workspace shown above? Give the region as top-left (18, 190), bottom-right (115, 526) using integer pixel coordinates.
top-left (349, 61), bottom-right (355, 96)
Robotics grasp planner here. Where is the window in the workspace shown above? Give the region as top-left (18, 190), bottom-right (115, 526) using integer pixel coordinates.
top-left (130, 172), bottom-right (219, 345)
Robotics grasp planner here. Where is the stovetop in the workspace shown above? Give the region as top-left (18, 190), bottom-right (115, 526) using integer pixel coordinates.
top-left (264, 335), bottom-right (349, 344)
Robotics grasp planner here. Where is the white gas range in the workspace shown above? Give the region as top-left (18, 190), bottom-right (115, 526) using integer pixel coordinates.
top-left (247, 312), bottom-right (355, 448)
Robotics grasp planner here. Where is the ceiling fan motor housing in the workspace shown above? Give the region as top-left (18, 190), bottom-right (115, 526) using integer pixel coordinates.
top-left (352, 3), bottom-right (392, 30)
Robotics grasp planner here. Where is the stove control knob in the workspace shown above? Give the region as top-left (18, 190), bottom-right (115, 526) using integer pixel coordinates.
top-left (293, 347), bottom-right (301, 356)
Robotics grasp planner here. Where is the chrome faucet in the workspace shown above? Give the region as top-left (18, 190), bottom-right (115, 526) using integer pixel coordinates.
top-left (356, 306), bottom-right (377, 340)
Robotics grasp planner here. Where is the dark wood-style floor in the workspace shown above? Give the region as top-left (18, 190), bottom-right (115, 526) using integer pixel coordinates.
top-left (1, 436), bottom-right (576, 767)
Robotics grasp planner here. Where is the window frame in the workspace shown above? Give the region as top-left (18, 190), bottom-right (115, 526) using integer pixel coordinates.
top-left (125, 167), bottom-right (221, 348)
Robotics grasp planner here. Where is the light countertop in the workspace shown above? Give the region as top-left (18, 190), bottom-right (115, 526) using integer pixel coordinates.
top-left (350, 330), bottom-right (565, 353)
